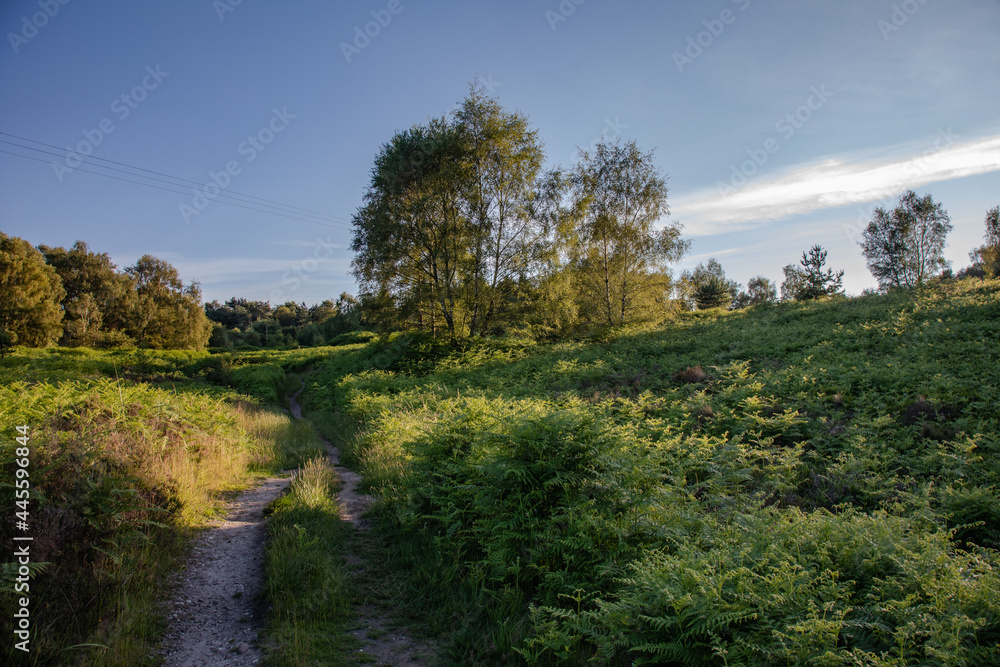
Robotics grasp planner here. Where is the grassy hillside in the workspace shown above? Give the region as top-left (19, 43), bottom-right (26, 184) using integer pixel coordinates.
top-left (0, 347), bottom-right (323, 665)
top-left (298, 278), bottom-right (1000, 665)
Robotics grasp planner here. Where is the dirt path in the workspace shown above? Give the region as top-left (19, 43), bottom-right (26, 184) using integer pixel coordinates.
top-left (287, 384), bottom-right (373, 530)
top-left (159, 475), bottom-right (291, 666)
top-left (159, 383), bottom-right (436, 666)
top-left (288, 383), bottom-right (438, 666)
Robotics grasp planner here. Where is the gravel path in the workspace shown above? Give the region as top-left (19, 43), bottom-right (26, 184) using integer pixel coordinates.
top-left (159, 475), bottom-right (291, 666)
top-left (288, 384), bottom-right (373, 530)
top-left (159, 381), bottom-right (435, 666)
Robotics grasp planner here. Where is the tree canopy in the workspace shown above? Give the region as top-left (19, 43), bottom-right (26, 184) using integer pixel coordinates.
top-left (861, 190), bottom-right (953, 290)
top-left (732, 275), bottom-right (777, 309)
top-left (351, 87), bottom-right (687, 337)
top-left (784, 246), bottom-right (844, 301)
top-left (0, 233), bottom-right (64, 346)
top-left (679, 259), bottom-right (739, 310)
top-left (39, 241), bottom-right (135, 345)
top-left (969, 206), bottom-right (1000, 278)
top-left (571, 140), bottom-right (688, 325)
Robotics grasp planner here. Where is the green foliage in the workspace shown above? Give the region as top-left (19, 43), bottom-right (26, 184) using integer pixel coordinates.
top-left (124, 254), bottom-right (212, 349)
top-left (732, 275), bottom-right (778, 310)
top-left (229, 362), bottom-right (285, 403)
top-left (693, 276), bottom-right (733, 310)
top-left (862, 190), bottom-right (954, 290)
top-left (351, 85), bottom-right (548, 339)
top-left (572, 139), bottom-right (689, 325)
top-left (680, 258), bottom-right (738, 310)
top-left (793, 245), bottom-right (845, 300)
top-left (0, 232), bottom-right (65, 346)
top-left (40, 240), bottom-right (136, 346)
top-left (299, 278), bottom-right (1000, 663)
top-left (968, 206), bottom-right (1000, 279)
top-left (0, 347), bottom-right (311, 664)
top-left (352, 88), bottom-right (689, 337)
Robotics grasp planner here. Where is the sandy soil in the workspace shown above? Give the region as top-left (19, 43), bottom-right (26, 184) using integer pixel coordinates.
top-left (159, 475), bottom-right (291, 666)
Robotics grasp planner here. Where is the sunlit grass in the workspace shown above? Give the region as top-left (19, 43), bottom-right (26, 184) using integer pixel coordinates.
top-left (0, 348), bottom-right (318, 664)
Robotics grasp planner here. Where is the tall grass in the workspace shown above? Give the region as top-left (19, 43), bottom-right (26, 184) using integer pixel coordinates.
top-left (0, 349), bottom-right (316, 665)
top-left (263, 456), bottom-right (357, 665)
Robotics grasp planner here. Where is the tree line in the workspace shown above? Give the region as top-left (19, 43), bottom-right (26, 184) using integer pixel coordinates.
top-left (349, 86), bottom-right (1000, 338)
top-left (0, 235), bottom-right (210, 354)
top-left (3, 87), bottom-right (999, 351)
top-left (203, 293), bottom-right (360, 349)
top-left (0, 232), bottom-right (366, 354)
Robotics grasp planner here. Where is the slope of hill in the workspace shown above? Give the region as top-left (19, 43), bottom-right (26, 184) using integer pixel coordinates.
top-left (298, 277), bottom-right (1000, 665)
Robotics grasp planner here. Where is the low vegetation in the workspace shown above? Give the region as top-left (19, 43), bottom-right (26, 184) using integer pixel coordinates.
top-left (293, 277), bottom-right (1000, 664)
top-left (0, 347), bottom-right (319, 665)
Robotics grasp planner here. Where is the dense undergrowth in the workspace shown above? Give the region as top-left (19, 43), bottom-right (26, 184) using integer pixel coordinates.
top-left (297, 278), bottom-right (1000, 665)
top-left (0, 347), bottom-right (322, 665)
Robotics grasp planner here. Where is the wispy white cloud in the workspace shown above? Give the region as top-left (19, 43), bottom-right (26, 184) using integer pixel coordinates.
top-left (673, 131), bottom-right (1000, 235)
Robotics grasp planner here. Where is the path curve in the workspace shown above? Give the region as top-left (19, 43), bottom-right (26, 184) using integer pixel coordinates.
top-left (288, 381), bottom-right (374, 529)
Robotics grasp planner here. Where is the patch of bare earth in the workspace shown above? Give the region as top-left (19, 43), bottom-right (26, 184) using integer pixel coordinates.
top-left (159, 475), bottom-right (291, 666)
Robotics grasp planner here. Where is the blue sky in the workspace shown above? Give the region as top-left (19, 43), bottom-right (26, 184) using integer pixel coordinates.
top-left (2, 0), bottom-right (998, 305)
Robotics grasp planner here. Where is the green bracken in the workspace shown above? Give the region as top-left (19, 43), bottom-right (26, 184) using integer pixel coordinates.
top-left (296, 277), bottom-right (1000, 665)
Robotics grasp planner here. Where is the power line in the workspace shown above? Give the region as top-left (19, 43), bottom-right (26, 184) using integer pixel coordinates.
top-left (0, 147), bottom-right (354, 231)
top-left (0, 138), bottom-right (351, 228)
top-left (1, 131), bottom-right (353, 224)
top-left (0, 131), bottom-right (356, 230)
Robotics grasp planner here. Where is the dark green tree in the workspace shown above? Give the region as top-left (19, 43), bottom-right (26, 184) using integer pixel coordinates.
top-left (125, 255), bottom-right (211, 349)
top-left (794, 245), bottom-right (844, 300)
top-left (352, 87), bottom-right (549, 338)
top-left (0, 233), bottom-right (64, 346)
top-left (680, 259), bottom-right (739, 310)
top-left (352, 116), bottom-right (469, 337)
top-left (40, 241), bottom-right (135, 345)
